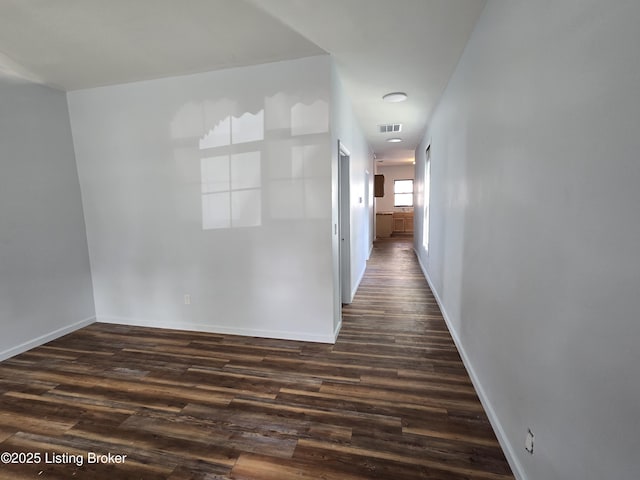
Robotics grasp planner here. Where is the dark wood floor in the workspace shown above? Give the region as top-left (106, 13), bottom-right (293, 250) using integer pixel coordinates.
top-left (0, 236), bottom-right (514, 479)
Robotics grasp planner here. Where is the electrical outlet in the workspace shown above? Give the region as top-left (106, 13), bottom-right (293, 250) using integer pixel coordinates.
top-left (525, 429), bottom-right (534, 454)
top-left (184, 294), bottom-right (191, 305)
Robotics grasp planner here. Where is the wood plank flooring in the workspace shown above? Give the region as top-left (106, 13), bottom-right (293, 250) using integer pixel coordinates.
top-left (0, 236), bottom-right (514, 479)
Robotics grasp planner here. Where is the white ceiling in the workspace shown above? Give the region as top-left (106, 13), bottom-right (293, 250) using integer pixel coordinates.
top-left (0, 0), bottom-right (486, 165)
top-left (249, 0), bottom-right (486, 164)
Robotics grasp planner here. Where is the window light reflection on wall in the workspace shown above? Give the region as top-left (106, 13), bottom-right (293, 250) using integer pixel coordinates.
top-left (199, 110), bottom-right (264, 229)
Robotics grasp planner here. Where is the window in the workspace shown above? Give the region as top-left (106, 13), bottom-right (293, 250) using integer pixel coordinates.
top-left (423, 146), bottom-right (431, 252)
top-left (394, 179), bottom-right (414, 207)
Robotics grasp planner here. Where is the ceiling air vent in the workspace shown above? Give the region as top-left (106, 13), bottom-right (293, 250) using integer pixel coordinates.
top-left (379, 123), bottom-right (402, 133)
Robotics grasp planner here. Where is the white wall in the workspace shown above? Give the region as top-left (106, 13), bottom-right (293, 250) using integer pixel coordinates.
top-left (0, 77), bottom-right (95, 359)
top-left (374, 164), bottom-right (415, 213)
top-left (68, 56), bottom-right (336, 343)
top-left (414, 1), bottom-right (640, 479)
top-left (330, 63), bottom-right (374, 317)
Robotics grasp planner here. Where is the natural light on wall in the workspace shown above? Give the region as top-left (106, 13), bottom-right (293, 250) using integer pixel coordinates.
top-left (195, 96), bottom-right (329, 230)
top-left (200, 151), bottom-right (262, 229)
top-left (199, 110), bottom-right (264, 229)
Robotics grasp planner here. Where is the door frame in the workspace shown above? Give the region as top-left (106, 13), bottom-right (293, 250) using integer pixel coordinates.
top-left (338, 141), bottom-right (351, 304)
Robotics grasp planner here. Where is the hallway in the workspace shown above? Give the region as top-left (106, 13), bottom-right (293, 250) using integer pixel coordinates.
top-left (0, 237), bottom-right (514, 480)
top-left (339, 236), bottom-right (515, 479)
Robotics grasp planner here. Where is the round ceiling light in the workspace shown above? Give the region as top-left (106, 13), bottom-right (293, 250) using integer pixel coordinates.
top-left (387, 137), bottom-right (402, 143)
top-left (382, 92), bottom-right (408, 103)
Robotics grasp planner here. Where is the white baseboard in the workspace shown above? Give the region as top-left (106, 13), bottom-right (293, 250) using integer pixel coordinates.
top-left (97, 316), bottom-right (336, 344)
top-left (0, 316), bottom-right (96, 362)
top-left (351, 262), bottom-right (367, 302)
top-left (413, 249), bottom-right (526, 480)
top-left (332, 317), bottom-right (343, 343)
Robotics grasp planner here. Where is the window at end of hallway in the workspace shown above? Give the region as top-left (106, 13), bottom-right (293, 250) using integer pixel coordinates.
top-left (394, 179), bottom-right (414, 207)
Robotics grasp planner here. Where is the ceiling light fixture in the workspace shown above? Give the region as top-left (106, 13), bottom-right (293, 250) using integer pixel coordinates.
top-left (382, 92), bottom-right (408, 103)
top-left (387, 137), bottom-right (402, 143)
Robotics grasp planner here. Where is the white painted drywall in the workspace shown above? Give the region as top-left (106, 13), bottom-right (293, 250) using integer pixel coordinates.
top-left (68, 56), bottom-right (336, 343)
top-left (0, 77), bottom-right (95, 359)
top-left (330, 64), bottom-right (374, 318)
top-left (414, 1), bottom-right (640, 479)
top-left (374, 164), bottom-right (415, 213)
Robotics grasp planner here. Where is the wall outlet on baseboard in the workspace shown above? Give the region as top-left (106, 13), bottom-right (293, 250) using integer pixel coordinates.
top-left (525, 428), bottom-right (534, 454)
top-left (184, 294), bottom-right (191, 305)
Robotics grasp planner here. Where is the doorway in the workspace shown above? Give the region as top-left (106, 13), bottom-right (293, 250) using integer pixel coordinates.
top-left (338, 141), bottom-right (351, 304)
